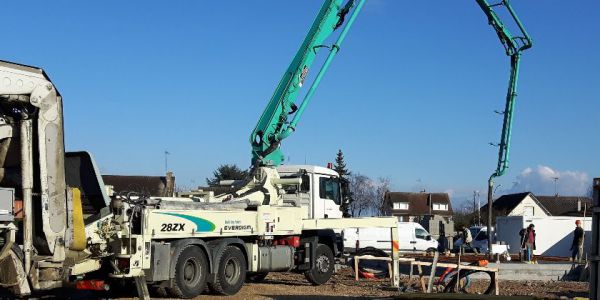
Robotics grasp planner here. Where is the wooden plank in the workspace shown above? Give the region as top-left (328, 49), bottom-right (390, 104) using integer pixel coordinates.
top-left (493, 271), bottom-right (499, 296)
top-left (409, 261), bottom-right (498, 272)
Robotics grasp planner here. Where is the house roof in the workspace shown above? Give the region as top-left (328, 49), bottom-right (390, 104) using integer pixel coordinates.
top-left (536, 196), bottom-right (592, 217)
top-left (102, 175), bottom-right (170, 197)
top-left (481, 192), bottom-right (591, 217)
top-left (481, 192), bottom-right (536, 216)
top-left (385, 192), bottom-right (453, 216)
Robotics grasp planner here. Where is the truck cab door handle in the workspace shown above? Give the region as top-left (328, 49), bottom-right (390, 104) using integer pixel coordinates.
top-left (410, 241), bottom-right (416, 244)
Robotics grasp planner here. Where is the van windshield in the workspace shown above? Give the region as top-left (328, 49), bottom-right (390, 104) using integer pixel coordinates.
top-left (415, 228), bottom-right (428, 240)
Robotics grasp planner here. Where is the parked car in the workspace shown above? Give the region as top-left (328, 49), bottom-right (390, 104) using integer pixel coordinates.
top-left (343, 222), bottom-right (438, 253)
top-left (453, 226), bottom-right (494, 253)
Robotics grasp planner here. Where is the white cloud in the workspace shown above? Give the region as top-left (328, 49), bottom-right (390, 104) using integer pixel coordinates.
top-left (505, 165), bottom-right (589, 196)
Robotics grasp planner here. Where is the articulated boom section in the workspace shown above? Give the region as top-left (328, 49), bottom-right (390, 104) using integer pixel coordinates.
top-left (250, 0), bottom-right (365, 167)
top-left (0, 62), bottom-right (111, 294)
top-left (476, 0), bottom-right (532, 179)
top-left (477, 0), bottom-right (533, 253)
top-left (0, 61), bottom-right (67, 259)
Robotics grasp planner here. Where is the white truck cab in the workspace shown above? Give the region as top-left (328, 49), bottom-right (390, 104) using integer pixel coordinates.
top-left (343, 222), bottom-right (438, 253)
top-left (276, 165), bottom-right (343, 219)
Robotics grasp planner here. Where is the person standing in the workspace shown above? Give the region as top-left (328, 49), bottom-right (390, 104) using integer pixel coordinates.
top-left (519, 227), bottom-right (527, 261)
top-left (460, 225), bottom-right (478, 254)
top-left (521, 224), bottom-right (536, 263)
top-left (571, 220), bottom-right (585, 263)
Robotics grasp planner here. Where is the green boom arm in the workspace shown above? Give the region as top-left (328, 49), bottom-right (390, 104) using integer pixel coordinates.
top-left (250, 0), bottom-right (365, 167)
top-left (477, 0), bottom-right (532, 180)
top-left (477, 0), bottom-right (533, 254)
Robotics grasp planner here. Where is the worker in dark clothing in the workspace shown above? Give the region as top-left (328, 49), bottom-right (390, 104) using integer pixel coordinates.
top-left (519, 227), bottom-right (526, 261)
top-left (521, 224), bottom-right (536, 263)
top-left (571, 220), bottom-right (585, 262)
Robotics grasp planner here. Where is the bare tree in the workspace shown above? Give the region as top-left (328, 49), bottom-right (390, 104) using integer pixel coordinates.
top-left (348, 173), bottom-right (374, 217)
top-left (375, 177), bottom-right (391, 216)
top-left (348, 174), bottom-right (392, 217)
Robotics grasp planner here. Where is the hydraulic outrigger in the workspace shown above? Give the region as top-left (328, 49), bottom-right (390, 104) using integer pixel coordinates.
top-left (476, 0), bottom-right (533, 254)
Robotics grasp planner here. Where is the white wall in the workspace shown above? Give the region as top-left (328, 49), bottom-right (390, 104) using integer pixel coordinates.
top-left (508, 195), bottom-right (548, 217)
top-left (497, 216), bottom-right (592, 257)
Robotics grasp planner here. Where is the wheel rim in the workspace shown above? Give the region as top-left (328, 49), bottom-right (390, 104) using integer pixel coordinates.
top-left (183, 258), bottom-right (200, 285)
top-left (316, 255), bottom-right (330, 274)
top-left (224, 258), bottom-right (240, 284)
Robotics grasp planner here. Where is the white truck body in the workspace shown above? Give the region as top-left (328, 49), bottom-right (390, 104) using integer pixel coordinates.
top-left (343, 222), bottom-right (438, 253)
top-left (496, 216), bottom-right (592, 257)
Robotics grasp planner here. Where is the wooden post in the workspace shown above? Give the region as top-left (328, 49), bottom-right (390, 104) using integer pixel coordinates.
top-left (417, 264), bottom-right (426, 292)
top-left (354, 256), bottom-right (359, 281)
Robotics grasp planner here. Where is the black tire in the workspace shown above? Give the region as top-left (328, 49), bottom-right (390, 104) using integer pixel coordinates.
top-left (426, 247), bottom-right (437, 254)
top-left (208, 246), bottom-right (247, 295)
top-left (168, 245), bottom-right (208, 299)
top-left (246, 272), bottom-right (269, 283)
top-left (304, 244), bottom-right (334, 285)
top-left (151, 286), bottom-right (170, 298)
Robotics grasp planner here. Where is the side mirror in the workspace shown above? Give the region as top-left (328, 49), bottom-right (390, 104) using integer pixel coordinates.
top-left (426, 235), bottom-right (432, 241)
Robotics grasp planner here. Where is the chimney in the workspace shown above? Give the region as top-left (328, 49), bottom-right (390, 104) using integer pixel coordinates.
top-left (166, 171), bottom-right (175, 197)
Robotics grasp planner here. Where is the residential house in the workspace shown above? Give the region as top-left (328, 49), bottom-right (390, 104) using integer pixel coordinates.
top-left (384, 192), bottom-right (455, 247)
top-left (482, 192), bottom-right (591, 219)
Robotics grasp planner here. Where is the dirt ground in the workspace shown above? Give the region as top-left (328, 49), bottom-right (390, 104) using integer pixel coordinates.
top-left (191, 267), bottom-right (589, 300)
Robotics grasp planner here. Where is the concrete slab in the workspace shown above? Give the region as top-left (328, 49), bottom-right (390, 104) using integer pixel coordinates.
top-left (397, 261), bottom-right (585, 282)
top-left (469, 262), bottom-right (585, 281)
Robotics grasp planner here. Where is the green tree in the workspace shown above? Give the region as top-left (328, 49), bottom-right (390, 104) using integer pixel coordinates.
top-left (206, 164), bottom-right (249, 186)
top-left (334, 149), bottom-right (353, 217)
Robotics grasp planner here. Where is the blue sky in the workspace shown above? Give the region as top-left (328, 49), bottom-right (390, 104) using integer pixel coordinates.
top-left (2, 1), bottom-right (598, 205)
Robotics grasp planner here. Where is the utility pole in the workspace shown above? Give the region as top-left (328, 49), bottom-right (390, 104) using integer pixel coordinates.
top-left (473, 191), bottom-right (476, 219)
top-left (164, 151), bottom-right (170, 173)
top-left (473, 191), bottom-right (481, 226)
top-left (553, 176), bottom-right (559, 196)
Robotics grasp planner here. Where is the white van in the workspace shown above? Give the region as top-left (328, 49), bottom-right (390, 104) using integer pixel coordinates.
top-left (343, 222), bottom-right (438, 253)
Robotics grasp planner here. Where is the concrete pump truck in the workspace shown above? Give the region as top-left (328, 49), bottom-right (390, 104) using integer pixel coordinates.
top-left (0, 1), bottom-right (401, 298)
top-left (0, 0), bottom-right (536, 298)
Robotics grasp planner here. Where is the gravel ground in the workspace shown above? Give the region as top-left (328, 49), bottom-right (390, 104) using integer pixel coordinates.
top-left (191, 267), bottom-right (590, 300)
top-left (53, 266), bottom-right (588, 299)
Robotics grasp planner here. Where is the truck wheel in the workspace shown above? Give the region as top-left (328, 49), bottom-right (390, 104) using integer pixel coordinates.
top-left (246, 272), bottom-right (269, 283)
top-left (208, 246), bottom-right (247, 295)
top-left (304, 244), bottom-right (334, 285)
top-left (151, 286), bottom-right (169, 298)
top-left (168, 245), bottom-right (208, 299)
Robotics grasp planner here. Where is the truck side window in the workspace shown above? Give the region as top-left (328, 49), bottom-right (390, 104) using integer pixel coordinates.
top-left (319, 177), bottom-right (341, 205)
top-left (415, 228), bottom-right (428, 240)
top-left (280, 174), bottom-right (310, 194)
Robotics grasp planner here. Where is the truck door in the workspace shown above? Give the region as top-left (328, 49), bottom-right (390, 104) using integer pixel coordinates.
top-left (314, 175), bottom-right (343, 219)
top-left (414, 227), bottom-right (431, 251)
top-left (396, 223), bottom-right (412, 251)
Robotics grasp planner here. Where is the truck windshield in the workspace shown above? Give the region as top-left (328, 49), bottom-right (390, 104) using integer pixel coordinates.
top-left (319, 177), bottom-right (341, 205)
